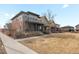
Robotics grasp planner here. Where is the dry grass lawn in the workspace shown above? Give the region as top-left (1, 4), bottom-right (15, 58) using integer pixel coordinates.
top-left (0, 39), bottom-right (6, 54)
top-left (19, 32), bottom-right (79, 54)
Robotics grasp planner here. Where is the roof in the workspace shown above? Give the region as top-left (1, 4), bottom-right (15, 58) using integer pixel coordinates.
top-left (27, 11), bottom-right (40, 17)
top-left (56, 24), bottom-right (60, 26)
top-left (61, 26), bottom-right (74, 28)
top-left (11, 11), bottom-right (25, 20)
top-left (75, 24), bottom-right (79, 27)
top-left (11, 11), bottom-right (40, 20)
top-left (40, 16), bottom-right (52, 26)
top-left (40, 16), bottom-right (49, 22)
top-left (48, 20), bottom-right (56, 27)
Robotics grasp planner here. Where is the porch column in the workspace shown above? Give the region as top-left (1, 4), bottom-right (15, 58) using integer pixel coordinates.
top-left (36, 24), bottom-right (38, 31)
top-left (41, 24), bottom-right (43, 32)
top-left (35, 24), bottom-right (37, 31)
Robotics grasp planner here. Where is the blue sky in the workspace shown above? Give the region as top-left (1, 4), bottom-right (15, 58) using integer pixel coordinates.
top-left (0, 4), bottom-right (79, 28)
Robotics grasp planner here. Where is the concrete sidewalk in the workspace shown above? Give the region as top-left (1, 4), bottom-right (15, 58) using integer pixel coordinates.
top-left (0, 32), bottom-right (37, 54)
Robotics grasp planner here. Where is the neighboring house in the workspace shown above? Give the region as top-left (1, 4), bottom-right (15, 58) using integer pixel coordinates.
top-left (0, 28), bottom-right (5, 33)
top-left (48, 20), bottom-right (56, 33)
top-left (4, 23), bottom-right (12, 35)
top-left (0, 28), bottom-right (2, 32)
top-left (55, 24), bottom-right (61, 32)
top-left (75, 24), bottom-right (79, 32)
top-left (0, 28), bottom-right (10, 35)
top-left (3, 29), bottom-right (10, 36)
top-left (56, 24), bottom-right (60, 28)
top-left (48, 20), bottom-right (61, 33)
top-left (40, 16), bottom-right (50, 33)
top-left (61, 26), bottom-right (74, 32)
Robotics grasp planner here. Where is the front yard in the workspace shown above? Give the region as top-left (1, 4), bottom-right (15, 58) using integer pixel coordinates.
top-left (19, 33), bottom-right (79, 54)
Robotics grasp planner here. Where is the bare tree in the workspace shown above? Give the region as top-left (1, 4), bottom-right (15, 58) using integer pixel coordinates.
top-left (43, 9), bottom-right (56, 27)
top-left (42, 10), bottom-right (57, 33)
top-left (43, 9), bottom-right (56, 22)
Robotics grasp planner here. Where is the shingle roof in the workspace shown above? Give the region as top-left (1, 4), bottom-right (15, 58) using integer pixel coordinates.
top-left (61, 26), bottom-right (74, 28)
top-left (11, 11), bottom-right (40, 20)
top-left (75, 24), bottom-right (79, 27)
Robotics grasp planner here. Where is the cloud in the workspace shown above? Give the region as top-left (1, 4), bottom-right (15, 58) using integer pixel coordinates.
top-left (62, 4), bottom-right (69, 8)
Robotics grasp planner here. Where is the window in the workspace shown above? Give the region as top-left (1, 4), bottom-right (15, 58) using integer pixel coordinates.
top-left (38, 26), bottom-right (42, 31)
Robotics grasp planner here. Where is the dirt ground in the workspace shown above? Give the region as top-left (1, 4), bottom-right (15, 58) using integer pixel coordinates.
top-left (19, 32), bottom-right (79, 54)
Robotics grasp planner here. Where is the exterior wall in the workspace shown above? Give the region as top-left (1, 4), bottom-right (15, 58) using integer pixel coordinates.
top-left (22, 13), bottom-right (36, 31)
top-left (3, 29), bottom-right (10, 36)
top-left (22, 13), bottom-right (41, 23)
top-left (11, 13), bottom-right (44, 37)
top-left (50, 26), bottom-right (61, 33)
top-left (39, 16), bottom-right (50, 33)
top-left (56, 24), bottom-right (60, 28)
top-left (25, 22), bottom-right (35, 31)
top-left (0, 29), bottom-right (10, 36)
top-left (24, 22), bottom-right (43, 32)
top-left (0, 29), bottom-right (3, 32)
top-left (11, 15), bottom-right (24, 37)
top-left (40, 16), bottom-right (48, 26)
top-left (11, 15), bottom-right (23, 31)
top-left (48, 20), bottom-right (56, 27)
top-left (22, 13), bottom-right (43, 32)
top-left (61, 27), bottom-right (74, 32)
top-left (0, 29), bottom-right (5, 33)
top-left (76, 25), bottom-right (79, 31)
top-left (39, 17), bottom-right (59, 33)
top-left (50, 24), bottom-right (61, 33)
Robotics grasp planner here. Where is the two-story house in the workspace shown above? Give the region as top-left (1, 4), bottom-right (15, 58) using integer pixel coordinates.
top-left (10, 11), bottom-right (49, 38)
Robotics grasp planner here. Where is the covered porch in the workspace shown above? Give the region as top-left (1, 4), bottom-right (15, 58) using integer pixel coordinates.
top-left (24, 22), bottom-right (44, 32)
